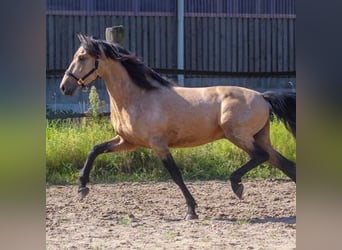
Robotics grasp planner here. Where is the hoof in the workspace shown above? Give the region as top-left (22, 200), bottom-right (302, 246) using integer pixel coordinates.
top-left (185, 213), bottom-right (199, 220)
top-left (78, 186), bottom-right (90, 199)
top-left (231, 182), bottom-right (244, 200)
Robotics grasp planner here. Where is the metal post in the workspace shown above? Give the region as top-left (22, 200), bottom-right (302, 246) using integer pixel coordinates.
top-left (177, 0), bottom-right (184, 86)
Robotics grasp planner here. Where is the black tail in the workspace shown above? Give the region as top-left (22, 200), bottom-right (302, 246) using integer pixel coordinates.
top-left (262, 91), bottom-right (296, 138)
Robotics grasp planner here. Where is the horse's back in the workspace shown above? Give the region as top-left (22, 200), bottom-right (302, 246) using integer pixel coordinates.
top-left (174, 85), bottom-right (261, 102)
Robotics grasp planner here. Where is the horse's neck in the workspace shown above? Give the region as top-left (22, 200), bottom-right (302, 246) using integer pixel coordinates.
top-left (101, 61), bottom-right (142, 110)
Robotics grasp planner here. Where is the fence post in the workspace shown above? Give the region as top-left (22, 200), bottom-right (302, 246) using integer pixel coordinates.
top-left (177, 0), bottom-right (185, 86)
top-left (105, 25), bottom-right (125, 46)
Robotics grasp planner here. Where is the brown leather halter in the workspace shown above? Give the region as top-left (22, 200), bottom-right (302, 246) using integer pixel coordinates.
top-left (65, 58), bottom-right (99, 87)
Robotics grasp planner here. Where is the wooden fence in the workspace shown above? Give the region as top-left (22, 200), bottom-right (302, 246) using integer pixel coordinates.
top-left (46, 9), bottom-right (295, 74)
top-left (46, 0), bottom-right (296, 117)
top-left (184, 16), bottom-right (295, 73)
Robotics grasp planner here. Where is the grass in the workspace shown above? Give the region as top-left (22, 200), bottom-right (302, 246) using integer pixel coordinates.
top-left (117, 217), bottom-right (132, 226)
top-left (164, 231), bottom-right (178, 241)
top-left (236, 218), bottom-right (250, 225)
top-left (46, 117), bottom-right (296, 184)
top-left (201, 236), bottom-right (210, 242)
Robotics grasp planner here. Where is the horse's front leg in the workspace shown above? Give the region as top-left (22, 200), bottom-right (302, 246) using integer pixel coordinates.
top-left (78, 135), bottom-right (136, 198)
top-left (150, 138), bottom-right (198, 220)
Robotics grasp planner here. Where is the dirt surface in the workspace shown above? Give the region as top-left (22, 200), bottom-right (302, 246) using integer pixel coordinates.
top-left (46, 180), bottom-right (296, 249)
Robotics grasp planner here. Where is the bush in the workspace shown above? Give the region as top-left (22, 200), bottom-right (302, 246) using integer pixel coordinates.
top-left (89, 86), bottom-right (100, 119)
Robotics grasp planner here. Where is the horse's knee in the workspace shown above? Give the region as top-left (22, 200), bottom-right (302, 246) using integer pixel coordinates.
top-left (255, 150), bottom-right (269, 162)
top-left (90, 143), bottom-right (109, 156)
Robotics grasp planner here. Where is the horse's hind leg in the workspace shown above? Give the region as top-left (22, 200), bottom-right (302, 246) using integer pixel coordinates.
top-left (229, 141), bottom-right (269, 199)
top-left (252, 121), bottom-right (296, 182)
top-left (268, 150), bottom-right (296, 182)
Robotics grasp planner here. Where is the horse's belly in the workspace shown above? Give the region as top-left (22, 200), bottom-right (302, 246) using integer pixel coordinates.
top-left (167, 127), bottom-right (224, 148)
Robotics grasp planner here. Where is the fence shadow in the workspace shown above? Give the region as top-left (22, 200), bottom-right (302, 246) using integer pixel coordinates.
top-left (214, 216), bottom-right (296, 225)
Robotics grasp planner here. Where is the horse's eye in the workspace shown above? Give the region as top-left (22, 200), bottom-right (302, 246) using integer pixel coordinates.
top-left (78, 56), bottom-right (86, 61)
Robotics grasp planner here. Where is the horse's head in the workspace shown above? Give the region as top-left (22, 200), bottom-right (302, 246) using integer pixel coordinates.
top-left (60, 34), bottom-right (100, 95)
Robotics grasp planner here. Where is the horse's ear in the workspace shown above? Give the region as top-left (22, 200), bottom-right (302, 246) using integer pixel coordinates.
top-left (77, 33), bottom-right (87, 43)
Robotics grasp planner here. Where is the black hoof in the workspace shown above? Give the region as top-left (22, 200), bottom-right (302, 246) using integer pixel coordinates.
top-left (185, 213), bottom-right (199, 220)
top-left (78, 186), bottom-right (89, 199)
top-left (231, 181), bottom-right (244, 200)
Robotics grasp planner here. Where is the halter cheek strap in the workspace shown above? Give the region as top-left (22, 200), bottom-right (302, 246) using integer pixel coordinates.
top-left (65, 59), bottom-right (99, 88)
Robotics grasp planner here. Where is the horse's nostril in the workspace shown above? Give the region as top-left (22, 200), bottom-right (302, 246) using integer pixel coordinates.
top-left (60, 83), bottom-right (74, 96)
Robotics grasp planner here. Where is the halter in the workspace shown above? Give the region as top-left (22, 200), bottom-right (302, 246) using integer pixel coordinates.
top-left (65, 58), bottom-right (99, 88)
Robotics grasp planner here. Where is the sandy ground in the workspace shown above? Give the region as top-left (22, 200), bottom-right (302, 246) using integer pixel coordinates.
top-left (46, 180), bottom-right (296, 249)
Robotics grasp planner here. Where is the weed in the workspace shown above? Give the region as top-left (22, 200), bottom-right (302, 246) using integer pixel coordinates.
top-left (117, 217), bottom-right (131, 225)
top-left (165, 231), bottom-right (178, 241)
top-left (201, 236), bottom-right (210, 242)
top-left (200, 220), bottom-right (210, 226)
top-left (237, 218), bottom-right (250, 225)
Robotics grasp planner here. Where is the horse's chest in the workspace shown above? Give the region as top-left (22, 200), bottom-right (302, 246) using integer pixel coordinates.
top-left (110, 109), bottom-right (139, 137)
top-left (110, 104), bottom-right (161, 146)
top-left (111, 113), bottom-right (131, 134)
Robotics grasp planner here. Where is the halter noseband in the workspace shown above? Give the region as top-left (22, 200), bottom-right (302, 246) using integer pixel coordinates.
top-left (65, 58), bottom-right (99, 88)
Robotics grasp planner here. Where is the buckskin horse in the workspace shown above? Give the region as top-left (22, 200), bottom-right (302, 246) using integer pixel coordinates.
top-left (60, 34), bottom-right (296, 219)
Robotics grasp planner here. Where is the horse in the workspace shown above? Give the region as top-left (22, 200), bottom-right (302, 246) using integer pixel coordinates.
top-left (60, 34), bottom-right (296, 220)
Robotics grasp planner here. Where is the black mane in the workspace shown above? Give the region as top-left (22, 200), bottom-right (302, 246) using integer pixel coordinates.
top-left (79, 35), bottom-right (175, 90)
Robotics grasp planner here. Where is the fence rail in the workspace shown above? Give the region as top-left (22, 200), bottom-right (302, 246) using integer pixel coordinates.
top-left (47, 68), bottom-right (296, 78)
top-left (46, 0), bottom-right (295, 15)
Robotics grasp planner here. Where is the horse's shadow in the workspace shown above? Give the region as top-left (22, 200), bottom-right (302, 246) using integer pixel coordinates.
top-left (162, 216), bottom-right (296, 225)
top-left (214, 216), bottom-right (296, 225)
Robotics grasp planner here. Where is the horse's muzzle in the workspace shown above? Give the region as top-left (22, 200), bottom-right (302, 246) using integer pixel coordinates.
top-left (60, 79), bottom-right (77, 96)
